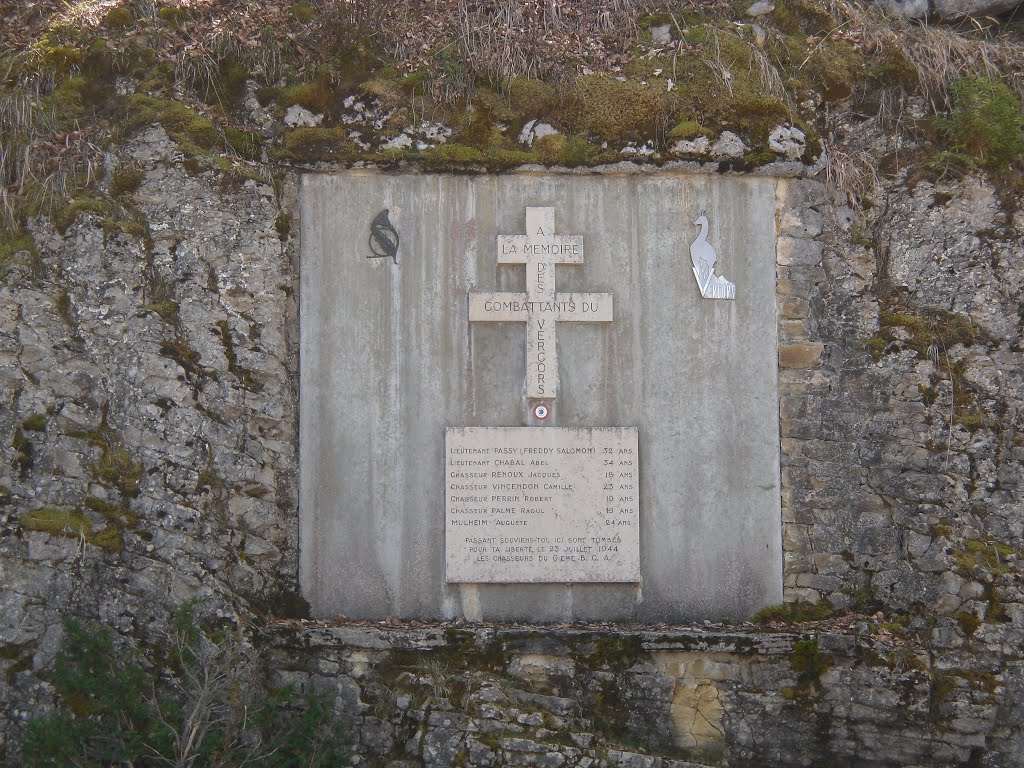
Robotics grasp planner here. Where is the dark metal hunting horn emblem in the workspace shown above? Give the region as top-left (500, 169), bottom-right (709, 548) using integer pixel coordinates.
top-left (368, 209), bottom-right (399, 264)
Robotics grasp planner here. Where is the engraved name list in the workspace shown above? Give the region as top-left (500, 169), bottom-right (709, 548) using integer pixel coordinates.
top-left (445, 427), bottom-right (640, 583)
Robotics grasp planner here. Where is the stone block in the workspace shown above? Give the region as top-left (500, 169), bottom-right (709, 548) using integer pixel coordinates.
top-left (779, 342), bottom-right (824, 368)
top-left (779, 319), bottom-right (809, 339)
top-left (779, 208), bottom-right (824, 238)
top-left (776, 236), bottom-right (823, 267)
top-left (779, 296), bottom-right (810, 319)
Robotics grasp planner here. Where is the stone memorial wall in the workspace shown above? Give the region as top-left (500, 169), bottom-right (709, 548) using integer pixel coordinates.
top-left (300, 171), bottom-right (782, 623)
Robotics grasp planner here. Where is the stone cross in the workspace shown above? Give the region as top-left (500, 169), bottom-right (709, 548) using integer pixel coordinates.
top-left (469, 207), bottom-right (613, 400)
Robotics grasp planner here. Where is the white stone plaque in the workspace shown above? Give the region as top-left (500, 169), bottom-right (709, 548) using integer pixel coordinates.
top-left (445, 427), bottom-right (640, 583)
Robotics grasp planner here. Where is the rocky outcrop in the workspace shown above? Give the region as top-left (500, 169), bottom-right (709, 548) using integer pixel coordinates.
top-left (0, 125), bottom-right (302, 759)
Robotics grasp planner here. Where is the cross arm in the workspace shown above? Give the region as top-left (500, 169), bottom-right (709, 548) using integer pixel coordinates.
top-left (468, 292), bottom-right (613, 322)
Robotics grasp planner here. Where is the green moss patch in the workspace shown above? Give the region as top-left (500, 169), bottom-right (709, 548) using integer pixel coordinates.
top-left (12, 428), bottom-right (32, 477)
top-left (89, 446), bottom-right (144, 499)
top-left (103, 7), bottom-right (133, 29)
top-left (668, 120), bottom-right (710, 141)
top-left (141, 300), bottom-right (180, 325)
top-left (19, 508), bottom-right (123, 551)
top-left (21, 414), bottom-right (47, 432)
top-left (21, 508), bottom-right (91, 537)
top-left (279, 80), bottom-right (334, 114)
top-left (753, 600), bottom-right (835, 624)
top-left (127, 94), bottom-right (220, 152)
top-left (559, 75), bottom-right (670, 144)
top-left (0, 229), bottom-right (38, 279)
top-left (157, 6), bottom-right (188, 26)
top-left (940, 77), bottom-right (1024, 171)
top-left (55, 196), bottom-right (112, 233)
top-left (274, 211), bottom-right (291, 240)
top-left (790, 638), bottom-right (831, 688)
top-left (84, 495), bottom-right (138, 527)
top-left (270, 127), bottom-right (358, 164)
top-left (878, 308), bottom-right (991, 357)
top-left (952, 537), bottom-right (1019, 577)
top-left (160, 335), bottom-right (214, 382)
top-left (110, 164), bottom-right (145, 197)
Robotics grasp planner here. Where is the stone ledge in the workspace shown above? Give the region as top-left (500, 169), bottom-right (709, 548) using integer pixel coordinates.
top-left (262, 621), bottom-right (901, 658)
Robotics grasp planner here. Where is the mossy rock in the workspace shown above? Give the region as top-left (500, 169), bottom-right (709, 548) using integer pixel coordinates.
top-left (0, 228), bottom-right (38, 279)
top-left (217, 57), bottom-right (251, 105)
top-left (279, 80), bottom-right (334, 114)
top-left (274, 211), bottom-right (291, 240)
top-left (728, 93), bottom-right (791, 147)
top-left (940, 77), bottom-right (1024, 171)
top-left (865, 47), bottom-right (919, 96)
top-left (55, 196), bottom-right (112, 233)
top-left (878, 307), bottom-right (991, 358)
top-left (534, 134), bottom-right (568, 164)
top-left (952, 537), bottom-right (1019, 576)
top-left (12, 428), bottom-right (33, 477)
top-left (110, 164), bottom-right (145, 197)
top-left (790, 637), bottom-right (830, 680)
top-left (481, 148), bottom-right (538, 169)
top-left (508, 78), bottom-right (559, 119)
top-left (90, 446), bottom-right (144, 498)
top-left (223, 127), bottom-right (263, 161)
top-left (157, 6), bottom-right (188, 26)
top-left (140, 299), bottom-right (180, 325)
top-left (160, 335), bottom-right (216, 381)
top-left (126, 95), bottom-right (260, 171)
top-left (769, 0), bottom-right (840, 36)
top-left (270, 127), bottom-right (358, 164)
top-left (668, 120), bottom-right (710, 141)
top-left (103, 7), bottom-right (133, 29)
top-left (81, 38), bottom-right (118, 89)
top-left (21, 508), bottom-right (91, 538)
top-left (420, 143), bottom-right (486, 170)
top-left (557, 75), bottom-right (671, 144)
top-left (33, 41), bottom-right (82, 76)
top-left (360, 72), bottom-right (411, 107)
top-left (22, 414), bottom-right (47, 432)
top-left (43, 76), bottom-right (89, 124)
top-left (20, 507), bottom-right (125, 551)
top-left (290, 2), bottom-right (317, 22)
top-left (806, 40), bottom-right (865, 102)
top-left (127, 94), bottom-right (221, 152)
top-left (753, 600), bottom-right (835, 624)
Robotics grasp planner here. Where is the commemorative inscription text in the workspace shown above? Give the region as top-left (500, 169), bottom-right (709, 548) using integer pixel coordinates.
top-left (445, 427), bottom-right (640, 583)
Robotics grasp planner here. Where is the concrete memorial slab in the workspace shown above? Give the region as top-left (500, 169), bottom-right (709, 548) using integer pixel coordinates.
top-left (300, 171), bottom-right (782, 622)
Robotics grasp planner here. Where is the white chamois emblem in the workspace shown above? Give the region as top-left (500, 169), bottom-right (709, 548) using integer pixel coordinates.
top-left (689, 211), bottom-right (736, 300)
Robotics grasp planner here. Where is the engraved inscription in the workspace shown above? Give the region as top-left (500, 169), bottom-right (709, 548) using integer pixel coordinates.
top-left (445, 427), bottom-right (640, 583)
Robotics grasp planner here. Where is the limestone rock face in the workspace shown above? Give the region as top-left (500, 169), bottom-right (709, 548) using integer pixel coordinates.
top-left (768, 125), bottom-right (806, 160)
top-left (0, 125), bottom-right (301, 754)
top-left (711, 131), bottom-right (745, 158)
top-left (519, 119), bottom-right (560, 148)
top-left (283, 104), bottom-right (322, 127)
